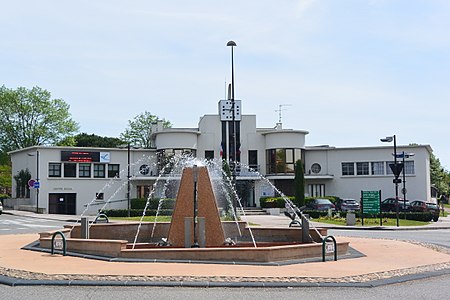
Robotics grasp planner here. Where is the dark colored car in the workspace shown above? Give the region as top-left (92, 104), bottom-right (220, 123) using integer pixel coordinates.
top-left (335, 198), bottom-right (360, 212)
top-left (409, 200), bottom-right (440, 222)
top-left (381, 198), bottom-right (410, 212)
top-left (305, 198), bottom-right (336, 211)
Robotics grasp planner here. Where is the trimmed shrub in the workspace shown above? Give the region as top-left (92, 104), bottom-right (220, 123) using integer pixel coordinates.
top-left (131, 198), bottom-right (175, 210)
top-left (0, 194), bottom-right (9, 200)
top-left (301, 210), bottom-right (329, 219)
top-left (260, 196), bottom-right (295, 208)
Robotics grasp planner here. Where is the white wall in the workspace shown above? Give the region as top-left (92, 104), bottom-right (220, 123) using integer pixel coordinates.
top-left (304, 145), bottom-right (431, 201)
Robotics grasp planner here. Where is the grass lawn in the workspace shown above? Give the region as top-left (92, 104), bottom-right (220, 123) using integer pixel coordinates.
top-left (314, 217), bottom-right (430, 227)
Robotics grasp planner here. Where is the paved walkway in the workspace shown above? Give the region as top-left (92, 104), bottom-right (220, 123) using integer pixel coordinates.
top-left (1, 210), bottom-right (450, 287)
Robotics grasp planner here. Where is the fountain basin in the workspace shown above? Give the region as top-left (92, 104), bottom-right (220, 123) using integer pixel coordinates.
top-left (39, 222), bottom-right (349, 263)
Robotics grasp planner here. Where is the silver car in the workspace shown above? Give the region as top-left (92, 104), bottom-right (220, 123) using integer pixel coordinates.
top-left (337, 198), bottom-right (360, 212)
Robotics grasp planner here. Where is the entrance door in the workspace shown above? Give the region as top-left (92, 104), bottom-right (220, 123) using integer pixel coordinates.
top-left (236, 180), bottom-right (255, 207)
top-left (49, 193), bottom-right (76, 215)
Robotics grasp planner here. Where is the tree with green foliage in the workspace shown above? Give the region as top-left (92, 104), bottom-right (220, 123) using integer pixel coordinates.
top-left (120, 111), bottom-right (171, 148)
top-left (294, 159), bottom-right (305, 206)
top-left (0, 85), bottom-right (79, 151)
top-left (430, 153), bottom-right (449, 195)
top-left (0, 164), bottom-right (12, 195)
top-left (58, 133), bottom-right (124, 148)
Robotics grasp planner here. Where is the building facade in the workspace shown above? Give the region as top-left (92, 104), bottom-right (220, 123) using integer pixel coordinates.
top-left (9, 102), bottom-right (432, 215)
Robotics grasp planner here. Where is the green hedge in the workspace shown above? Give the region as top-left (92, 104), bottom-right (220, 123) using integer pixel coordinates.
top-left (260, 196), bottom-right (341, 208)
top-left (131, 198), bottom-right (175, 210)
top-left (260, 197), bottom-right (294, 208)
top-left (304, 210), bottom-right (434, 222)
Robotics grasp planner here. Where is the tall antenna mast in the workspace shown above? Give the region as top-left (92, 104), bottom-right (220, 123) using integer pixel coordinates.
top-left (275, 104), bottom-right (292, 123)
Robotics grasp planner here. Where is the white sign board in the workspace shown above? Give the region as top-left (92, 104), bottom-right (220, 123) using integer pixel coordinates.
top-left (325, 242), bottom-right (335, 253)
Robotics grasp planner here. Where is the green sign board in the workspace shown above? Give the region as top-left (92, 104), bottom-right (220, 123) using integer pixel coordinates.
top-left (362, 190), bottom-right (380, 214)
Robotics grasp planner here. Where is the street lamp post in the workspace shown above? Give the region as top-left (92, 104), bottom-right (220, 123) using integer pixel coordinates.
top-left (127, 143), bottom-right (131, 218)
top-left (227, 40), bottom-right (237, 188)
top-left (118, 142), bottom-right (137, 217)
top-left (227, 40), bottom-right (239, 214)
top-left (36, 150), bottom-right (40, 213)
top-left (380, 135), bottom-right (399, 227)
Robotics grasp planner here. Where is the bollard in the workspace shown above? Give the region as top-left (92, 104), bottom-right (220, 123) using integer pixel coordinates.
top-left (346, 212), bottom-right (356, 226)
top-left (301, 214), bottom-right (311, 243)
top-left (81, 217), bottom-right (89, 239)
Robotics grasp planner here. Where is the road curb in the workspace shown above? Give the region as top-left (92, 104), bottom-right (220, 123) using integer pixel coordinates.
top-left (1, 269), bottom-right (449, 288)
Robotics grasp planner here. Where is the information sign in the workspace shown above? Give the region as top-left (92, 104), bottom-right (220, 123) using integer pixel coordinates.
top-left (53, 239), bottom-right (64, 250)
top-left (362, 190), bottom-right (380, 214)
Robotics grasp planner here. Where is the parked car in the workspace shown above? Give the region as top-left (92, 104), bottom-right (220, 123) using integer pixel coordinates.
top-left (409, 200), bottom-right (440, 222)
top-left (305, 198), bottom-right (336, 211)
top-left (335, 198), bottom-right (360, 212)
top-left (381, 198), bottom-right (410, 212)
top-left (0, 201), bottom-right (2, 215)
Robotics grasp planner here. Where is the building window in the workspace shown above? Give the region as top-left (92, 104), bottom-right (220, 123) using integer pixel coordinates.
top-left (157, 148), bottom-right (196, 174)
top-left (205, 150), bottom-right (214, 160)
top-left (404, 161), bottom-right (415, 175)
top-left (248, 150), bottom-right (258, 170)
top-left (341, 162), bottom-right (354, 176)
top-left (308, 184), bottom-right (325, 197)
top-left (79, 163), bottom-right (91, 178)
top-left (49, 163), bottom-right (61, 177)
top-left (108, 164), bottom-right (120, 178)
top-left (63, 163), bottom-right (76, 177)
top-left (311, 163), bottom-right (321, 174)
top-left (94, 164), bottom-right (105, 178)
top-left (356, 162), bottom-right (369, 175)
top-left (139, 164), bottom-right (150, 175)
top-left (266, 148), bottom-right (301, 174)
top-left (371, 161), bottom-right (384, 175)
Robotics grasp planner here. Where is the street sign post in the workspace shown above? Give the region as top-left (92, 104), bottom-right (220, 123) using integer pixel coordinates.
top-left (28, 179), bottom-right (35, 188)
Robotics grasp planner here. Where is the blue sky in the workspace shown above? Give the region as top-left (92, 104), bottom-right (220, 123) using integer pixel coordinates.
top-left (1, 0), bottom-right (450, 168)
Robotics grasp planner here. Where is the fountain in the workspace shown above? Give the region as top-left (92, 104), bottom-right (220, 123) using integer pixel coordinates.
top-left (38, 160), bottom-right (349, 263)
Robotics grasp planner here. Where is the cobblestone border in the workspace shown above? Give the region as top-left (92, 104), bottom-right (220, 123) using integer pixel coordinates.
top-left (0, 265), bottom-right (449, 287)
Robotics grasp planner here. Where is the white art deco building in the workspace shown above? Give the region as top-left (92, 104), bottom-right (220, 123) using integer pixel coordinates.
top-left (9, 100), bottom-right (431, 215)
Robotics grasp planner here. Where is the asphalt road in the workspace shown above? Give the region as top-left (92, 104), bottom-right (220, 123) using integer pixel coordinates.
top-left (0, 214), bottom-right (72, 235)
top-left (330, 228), bottom-right (450, 248)
top-left (0, 275), bottom-right (449, 300)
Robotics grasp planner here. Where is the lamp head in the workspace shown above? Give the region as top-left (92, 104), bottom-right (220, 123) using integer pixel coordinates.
top-left (380, 136), bottom-right (394, 143)
top-left (227, 40), bottom-right (237, 47)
